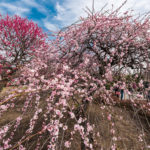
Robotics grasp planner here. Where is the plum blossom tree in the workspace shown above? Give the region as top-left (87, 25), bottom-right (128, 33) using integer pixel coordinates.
top-left (0, 15), bottom-right (47, 77)
top-left (0, 3), bottom-right (150, 150)
top-left (56, 8), bottom-right (150, 79)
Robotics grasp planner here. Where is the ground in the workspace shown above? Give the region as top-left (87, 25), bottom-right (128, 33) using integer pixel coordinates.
top-left (0, 87), bottom-right (150, 149)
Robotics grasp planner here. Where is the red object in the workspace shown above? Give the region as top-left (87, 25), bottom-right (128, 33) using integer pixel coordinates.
top-left (116, 91), bottom-right (120, 95)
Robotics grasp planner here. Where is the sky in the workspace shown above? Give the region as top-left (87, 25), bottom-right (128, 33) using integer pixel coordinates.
top-left (0, 0), bottom-right (150, 32)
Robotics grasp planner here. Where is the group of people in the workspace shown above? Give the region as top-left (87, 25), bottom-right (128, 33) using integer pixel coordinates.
top-left (114, 81), bottom-right (150, 101)
top-left (113, 82), bottom-right (136, 100)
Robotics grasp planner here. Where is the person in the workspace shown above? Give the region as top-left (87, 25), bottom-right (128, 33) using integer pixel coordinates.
top-left (114, 85), bottom-right (120, 98)
top-left (128, 84), bottom-right (133, 100)
top-left (120, 89), bottom-right (124, 100)
top-left (120, 83), bottom-right (125, 100)
top-left (147, 90), bottom-right (150, 101)
top-left (143, 81), bottom-right (149, 100)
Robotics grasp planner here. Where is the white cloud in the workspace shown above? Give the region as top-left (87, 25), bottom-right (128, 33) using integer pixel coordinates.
top-left (20, 0), bottom-right (48, 14)
top-left (54, 0), bottom-right (150, 27)
top-left (0, 0), bottom-right (49, 17)
top-left (0, 2), bottom-right (29, 16)
top-left (55, 2), bottom-right (66, 21)
top-left (43, 21), bottom-right (59, 31)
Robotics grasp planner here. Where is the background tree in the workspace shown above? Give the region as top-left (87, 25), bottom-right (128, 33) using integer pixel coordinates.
top-left (0, 15), bottom-right (47, 78)
top-left (56, 9), bottom-right (150, 80)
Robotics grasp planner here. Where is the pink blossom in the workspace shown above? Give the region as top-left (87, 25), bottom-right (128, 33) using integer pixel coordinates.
top-left (69, 112), bottom-right (75, 119)
top-left (0, 105), bottom-right (7, 110)
top-left (63, 125), bottom-right (68, 130)
top-left (107, 114), bottom-right (112, 121)
top-left (64, 141), bottom-right (71, 148)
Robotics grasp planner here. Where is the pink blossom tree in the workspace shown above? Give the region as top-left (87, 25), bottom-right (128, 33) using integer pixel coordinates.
top-left (0, 4), bottom-right (150, 150)
top-left (56, 9), bottom-right (150, 80)
top-left (0, 15), bottom-right (47, 78)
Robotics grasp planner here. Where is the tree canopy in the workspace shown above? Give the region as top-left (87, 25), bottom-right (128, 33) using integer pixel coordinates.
top-left (0, 15), bottom-right (47, 77)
